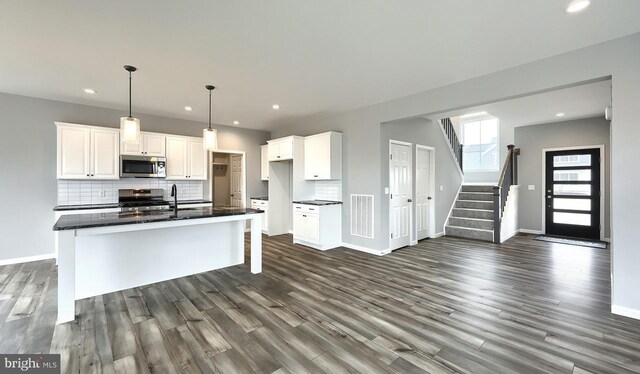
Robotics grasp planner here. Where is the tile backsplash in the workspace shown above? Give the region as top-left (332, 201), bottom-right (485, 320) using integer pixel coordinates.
top-left (57, 179), bottom-right (204, 206)
top-left (314, 180), bottom-right (342, 201)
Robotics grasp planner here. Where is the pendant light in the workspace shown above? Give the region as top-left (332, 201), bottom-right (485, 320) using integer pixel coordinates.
top-left (203, 85), bottom-right (218, 151)
top-left (120, 65), bottom-right (141, 143)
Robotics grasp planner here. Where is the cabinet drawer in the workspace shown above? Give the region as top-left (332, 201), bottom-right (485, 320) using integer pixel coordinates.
top-left (293, 204), bottom-right (319, 214)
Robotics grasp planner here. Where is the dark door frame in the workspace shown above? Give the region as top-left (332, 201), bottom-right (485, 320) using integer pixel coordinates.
top-left (541, 145), bottom-right (605, 241)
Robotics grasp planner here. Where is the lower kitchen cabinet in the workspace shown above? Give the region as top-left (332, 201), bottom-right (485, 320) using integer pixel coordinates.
top-left (292, 203), bottom-right (341, 250)
top-left (250, 199), bottom-right (269, 233)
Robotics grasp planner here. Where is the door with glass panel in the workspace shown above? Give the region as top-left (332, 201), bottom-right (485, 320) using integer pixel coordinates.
top-left (545, 148), bottom-right (600, 239)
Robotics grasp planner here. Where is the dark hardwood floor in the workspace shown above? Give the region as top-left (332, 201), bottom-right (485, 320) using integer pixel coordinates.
top-left (1, 233), bottom-right (639, 373)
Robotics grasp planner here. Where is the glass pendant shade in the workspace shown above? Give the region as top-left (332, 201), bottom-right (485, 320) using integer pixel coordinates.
top-left (120, 116), bottom-right (141, 144)
top-left (203, 128), bottom-right (218, 151)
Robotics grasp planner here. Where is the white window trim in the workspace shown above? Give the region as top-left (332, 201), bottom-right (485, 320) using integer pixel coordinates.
top-left (460, 116), bottom-right (500, 172)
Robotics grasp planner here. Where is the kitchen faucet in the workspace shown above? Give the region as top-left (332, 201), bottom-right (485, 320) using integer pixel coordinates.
top-left (170, 184), bottom-right (178, 215)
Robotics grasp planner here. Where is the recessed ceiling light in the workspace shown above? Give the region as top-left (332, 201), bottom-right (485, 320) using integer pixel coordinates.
top-left (566, 0), bottom-right (590, 13)
top-left (83, 88), bottom-right (96, 94)
top-left (556, 112), bottom-right (565, 117)
top-left (233, 120), bottom-right (240, 125)
top-left (460, 111), bottom-right (487, 118)
top-left (184, 106), bottom-right (193, 111)
top-left (272, 104), bottom-right (280, 110)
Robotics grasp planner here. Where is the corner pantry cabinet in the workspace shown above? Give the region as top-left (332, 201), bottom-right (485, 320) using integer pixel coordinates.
top-left (56, 122), bottom-right (119, 180)
top-left (304, 131), bottom-right (342, 180)
top-left (120, 132), bottom-right (166, 156)
top-left (165, 136), bottom-right (207, 180)
top-left (292, 203), bottom-right (342, 250)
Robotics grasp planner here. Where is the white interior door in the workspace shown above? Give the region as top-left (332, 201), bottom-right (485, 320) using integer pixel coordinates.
top-left (230, 154), bottom-right (243, 207)
top-left (389, 141), bottom-right (412, 250)
top-left (416, 146), bottom-right (433, 240)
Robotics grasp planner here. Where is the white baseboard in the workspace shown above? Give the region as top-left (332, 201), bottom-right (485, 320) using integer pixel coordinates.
top-left (501, 230), bottom-right (520, 242)
top-left (612, 305), bottom-right (640, 320)
top-left (340, 242), bottom-right (390, 256)
top-left (0, 253), bottom-right (55, 266)
top-left (432, 232), bottom-right (444, 238)
top-left (519, 229), bottom-right (544, 235)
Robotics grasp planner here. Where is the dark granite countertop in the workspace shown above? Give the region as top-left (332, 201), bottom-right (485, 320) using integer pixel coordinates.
top-left (53, 207), bottom-right (263, 231)
top-left (54, 203), bottom-right (121, 211)
top-left (292, 200), bottom-right (343, 206)
top-left (250, 197), bottom-right (269, 201)
top-left (169, 200), bottom-right (213, 206)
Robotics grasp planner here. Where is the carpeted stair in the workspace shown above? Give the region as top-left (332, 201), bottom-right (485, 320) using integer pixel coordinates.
top-left (445, 185), bottom-right (496, 242)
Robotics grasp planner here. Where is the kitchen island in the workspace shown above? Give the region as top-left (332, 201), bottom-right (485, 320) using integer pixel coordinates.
top-left (53, 206), bottom-right (263, 324)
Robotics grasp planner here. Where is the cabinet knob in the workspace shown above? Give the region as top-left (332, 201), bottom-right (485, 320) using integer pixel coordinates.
top-left (86, 174), bottom-right (90, 177)
top-left (314, 175), bottom-right (318, 178)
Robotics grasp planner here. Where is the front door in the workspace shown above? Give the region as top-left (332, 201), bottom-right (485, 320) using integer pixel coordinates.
top-left (389, 141), bottom-right (412, 250)
top-left (545, 148), bottom-right (601, 240)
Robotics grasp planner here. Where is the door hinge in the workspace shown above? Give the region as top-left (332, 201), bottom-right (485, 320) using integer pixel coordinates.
top-left (390, 154), bottom-right (393, 160)
top-left (390, 194), bottom-right (393, 199)
top-left (390, 233), bottom-right (394, 238)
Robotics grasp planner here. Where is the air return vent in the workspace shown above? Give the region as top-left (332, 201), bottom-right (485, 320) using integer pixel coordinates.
top-left (350, 194), bottom-right (374, 239)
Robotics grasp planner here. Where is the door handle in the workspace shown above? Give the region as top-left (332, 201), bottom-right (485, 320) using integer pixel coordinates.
top-left (427, 196), bottom-right (432, 200)
top-left (408, 199), bottom-right (412, 203)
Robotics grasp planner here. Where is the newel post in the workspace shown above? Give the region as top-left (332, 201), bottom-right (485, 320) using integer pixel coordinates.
top-left (507, 144), bottom-right (515, 184)
top-left (493, 185), bottom-right (501, 244)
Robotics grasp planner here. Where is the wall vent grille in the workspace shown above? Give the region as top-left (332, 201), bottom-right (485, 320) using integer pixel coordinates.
top-left (350, 194), bottom-right (374, 239)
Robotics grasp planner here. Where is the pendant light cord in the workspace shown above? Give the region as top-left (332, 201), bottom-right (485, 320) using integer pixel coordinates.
top-left (129, 71), bottom-right (132, 118)
top-left (208, 89), bottom-right (212, 130)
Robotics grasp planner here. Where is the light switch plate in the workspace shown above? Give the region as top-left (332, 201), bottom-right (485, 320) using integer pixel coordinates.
top-left (384, 187), bottom-right (389, 195)
top-left (528, 185), bottom-right (535, 191)
top-left (440, 185), bottom-right (444, 191)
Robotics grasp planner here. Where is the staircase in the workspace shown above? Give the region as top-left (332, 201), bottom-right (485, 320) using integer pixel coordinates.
top-left (445, 185), bottom-right (495, 242)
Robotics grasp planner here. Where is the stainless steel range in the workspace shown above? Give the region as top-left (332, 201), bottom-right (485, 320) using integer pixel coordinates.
top-left (118, 189), bottom-right (170, 212)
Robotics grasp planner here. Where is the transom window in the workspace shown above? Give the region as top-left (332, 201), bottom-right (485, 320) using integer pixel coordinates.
top-left (461, 117), bottom-right (499, 171)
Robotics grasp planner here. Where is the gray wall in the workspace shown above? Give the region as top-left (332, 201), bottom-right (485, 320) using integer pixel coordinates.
top-left (271, 33), bottom-right (640, 313)
top-left (0, 92), bottom-right (269, 262)
top-left (381, 118), bottom-right (462, 242)
top-left (515, 117), bottom-right (611, 237)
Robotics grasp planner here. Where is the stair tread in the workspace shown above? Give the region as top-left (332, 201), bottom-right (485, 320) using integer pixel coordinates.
top-left (445, 225), bottom-right (493, 233)
top-left (450, 217), bottom-right (493, 222)
top-left (453, 208), bottom-right (494, 212)
top-left (457, 199), bottom-right (494, 203)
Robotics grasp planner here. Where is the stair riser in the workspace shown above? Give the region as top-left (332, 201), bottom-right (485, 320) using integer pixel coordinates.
top-left (455, 200), bottom-right (494, 210)
top-left (449, 217), bottom-right (494, 230)
top-left (461, 185), bottom-right (495, 193)
top-left (459, 192), bottom-right (494, 202)
top-left (451, 208), bottom-right (494, 220)
top-left (445, 226), bottom-right (494, 242)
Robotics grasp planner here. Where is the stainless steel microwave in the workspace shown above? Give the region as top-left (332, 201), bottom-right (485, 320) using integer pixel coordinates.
top-left (120, 155), bottom-right (166, 178)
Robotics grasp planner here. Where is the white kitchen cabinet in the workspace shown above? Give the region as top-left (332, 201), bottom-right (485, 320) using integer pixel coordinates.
top-left (120, 132), bottom-right (166, 156)
top-left (267, 136), bottom-right (296, 161)
top-left (261, 145), bottom-right (269, 181)
top-left (187, 138), bottom-right (207, 180)
top-left (251, 199), bottom-right (269, 233)
top-left (304, 132), bottom-right (342, 180)
top-left (166, 136), bottom-right (207, 180)
top-left (292, 203), bottom-right (342, 250)
top-left (56, 122), bottom-right (119, 180)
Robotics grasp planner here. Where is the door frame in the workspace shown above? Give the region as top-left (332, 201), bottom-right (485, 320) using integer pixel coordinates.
top-left (415, 145), bottom-right (436, 241)
top-left (389, 139), bottom-right (413, 250)
top-left (208, 149), bottom-right (247, 208)
top-left (541, 145), bottom-right (605, 241)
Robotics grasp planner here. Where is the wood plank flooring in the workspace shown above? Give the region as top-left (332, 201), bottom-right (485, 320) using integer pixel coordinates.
top-left (1, 233), bottom-right (639, 373)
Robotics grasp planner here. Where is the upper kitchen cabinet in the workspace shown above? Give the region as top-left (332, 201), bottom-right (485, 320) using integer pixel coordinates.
top-left (120, 132), bottom-right (166, 156)
top-left (268, 136), bottom-right (299, 161)
top-left (165, 136), bottom-right (207, 180)
top-left (56, 122), bottom-right (119, 180)
top-left (261, 145), bottom-right (269, 181)
top-left (304, 131), bottom-right (342, 180)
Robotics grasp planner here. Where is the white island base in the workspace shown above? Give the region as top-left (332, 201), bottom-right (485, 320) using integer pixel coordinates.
top-left (57, 213), bottom-right (262, 324)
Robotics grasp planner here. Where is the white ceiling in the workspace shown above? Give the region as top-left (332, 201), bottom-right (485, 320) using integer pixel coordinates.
top-left (1, 1), bottom-right (638, 131)
top-left (427, 80), bottom-right (611, 127)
